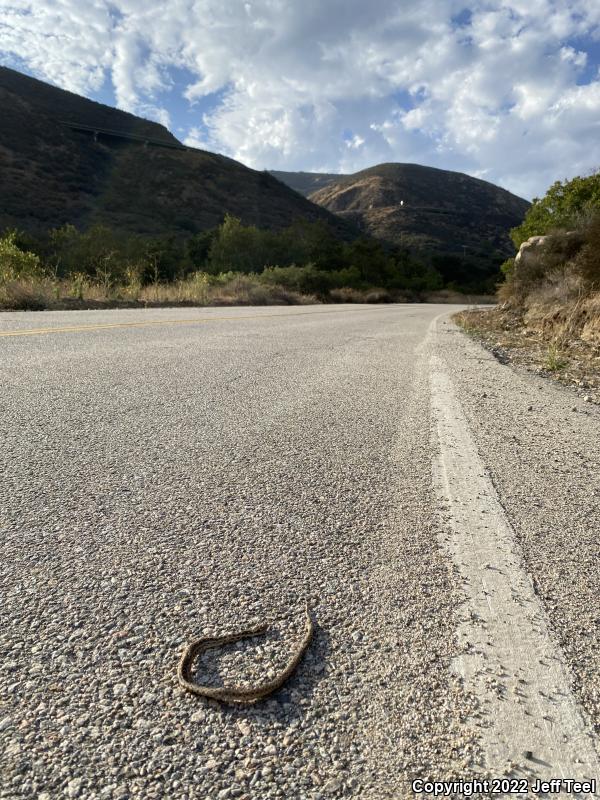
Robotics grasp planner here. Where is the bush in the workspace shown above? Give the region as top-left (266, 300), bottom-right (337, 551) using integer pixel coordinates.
top-left (0, 232), bottom-right (43, 282)
top-left (500, 258), bottom-right (515, 278)
top-left (259, 264), bottom-right (362, 296)
top-left (500, 170), bottom-right (600, 305)
top-left (209, 273), bottom-right (311, 306)
top-left (259, 265), bottom-right (309, 290)
top-left (511, 171), bottom-right (600, 248)
top-left (572, 212), bottom-right (600, 289)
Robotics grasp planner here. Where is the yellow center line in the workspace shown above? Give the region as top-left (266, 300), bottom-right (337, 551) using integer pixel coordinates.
top-left (0, 306), bottom-right (390, 338)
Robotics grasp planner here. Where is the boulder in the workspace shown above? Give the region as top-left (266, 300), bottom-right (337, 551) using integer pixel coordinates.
top-left (515, 231), bottom-right (584, 268)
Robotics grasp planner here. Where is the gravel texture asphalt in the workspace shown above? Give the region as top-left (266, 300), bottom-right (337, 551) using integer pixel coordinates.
top-left (1, 304), bottom-right (598, 799)
top-left (438, 320), bottom-right (600, 750)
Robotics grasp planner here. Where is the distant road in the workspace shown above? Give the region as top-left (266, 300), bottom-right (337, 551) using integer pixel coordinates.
top-left (1, 304), bottom-right (599, 798)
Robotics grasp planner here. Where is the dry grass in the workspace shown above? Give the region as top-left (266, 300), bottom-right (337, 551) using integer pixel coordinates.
top-left (458, 221), bottom-right (600, 401)
top-left (424, 289), bottom-right (493, 305)
top-left (0, 272), bottom-right (492, 311)
top-left (329, 287), bottom-right (400, 303)
top-left (206, 275), bottom-right (314, 306)
top-left (328, 287), bottom-right (494, 304)
top-left (0, 273), bottom-right (316, 311)
top-left (524, 280), bottom-right (600, 347)
top-left (0, 278), bottom-right (53, 310)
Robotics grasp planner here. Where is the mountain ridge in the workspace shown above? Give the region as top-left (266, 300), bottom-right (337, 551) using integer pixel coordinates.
top-left (0, 66), bottom-right (354, 239)
top-left (272, 162), bottom-right (529, 259)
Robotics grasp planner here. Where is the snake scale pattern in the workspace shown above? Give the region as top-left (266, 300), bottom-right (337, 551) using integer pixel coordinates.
top-left (177, 601), bottom-right (314, 704)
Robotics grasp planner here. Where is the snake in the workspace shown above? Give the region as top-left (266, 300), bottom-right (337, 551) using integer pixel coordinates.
top-left (177, 601), bottom-right (314, 704)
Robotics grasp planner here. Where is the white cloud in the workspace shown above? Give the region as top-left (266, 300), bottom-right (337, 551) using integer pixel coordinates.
top-left (346, 134), bottom-right (365, 150)
top-left (1, 0), bottom-right (600, 197)
top-left (560, 45), bottom-right (587, 68)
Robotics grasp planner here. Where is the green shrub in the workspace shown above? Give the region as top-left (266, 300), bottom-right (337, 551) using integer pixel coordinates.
top-left (511, 171), bottom-right (600, 248)
top-left (544, 344), bottom-right (567, 372)
top-left (572, 212), bottom-right (600, 289)
top-left (259, 264), bottom-right (362, 295)
top-left (500, 258), bottom-right (515, 278)
top-left (259, 265), bottom-right (307, 290)
top-left (0, 232), bottom-right (43, 282)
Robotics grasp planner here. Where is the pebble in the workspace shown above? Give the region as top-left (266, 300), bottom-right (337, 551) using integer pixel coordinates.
top-left (323, 777), bottom-right (343, 793)
top-left (66, 778), bottom-right (82, 798)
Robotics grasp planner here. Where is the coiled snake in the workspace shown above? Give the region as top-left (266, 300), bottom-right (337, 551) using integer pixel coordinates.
top-left (177, 601), bottom-right (313, 704)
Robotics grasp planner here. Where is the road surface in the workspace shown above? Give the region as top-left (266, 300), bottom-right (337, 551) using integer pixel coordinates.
top-left (1, 304), bottom-right (599, 799)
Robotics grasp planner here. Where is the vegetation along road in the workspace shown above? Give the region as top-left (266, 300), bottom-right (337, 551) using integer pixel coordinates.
top-left (1, 304), bottom-right (599, 799)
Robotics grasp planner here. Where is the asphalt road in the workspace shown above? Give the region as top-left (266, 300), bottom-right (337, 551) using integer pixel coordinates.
top-left (1, 304), bottom-right (599, 799)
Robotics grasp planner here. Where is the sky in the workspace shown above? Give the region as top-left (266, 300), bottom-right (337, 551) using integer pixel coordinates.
top-left (1, 1), bottom-right (600, 200)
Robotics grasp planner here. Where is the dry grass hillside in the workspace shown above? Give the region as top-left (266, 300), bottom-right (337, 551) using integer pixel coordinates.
top-left (306, 163), bottom-right (530, 258)
top-left (269, 170), bottom-right (344, 197)
top-left (456, 217), bottom-right (600, 401)
top-left (0, 67), bottom-right (355, 239)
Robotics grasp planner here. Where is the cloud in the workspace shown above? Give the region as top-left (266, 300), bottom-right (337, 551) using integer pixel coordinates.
top-left (1, 0), bottom-right (600, 197)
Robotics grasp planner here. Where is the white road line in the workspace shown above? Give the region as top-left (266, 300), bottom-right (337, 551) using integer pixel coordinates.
top-left (431, 357), bottom-right (600, 794)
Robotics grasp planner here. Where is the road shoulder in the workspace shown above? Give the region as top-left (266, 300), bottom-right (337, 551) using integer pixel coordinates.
top-left (432, 317), bottom-right (600, 773)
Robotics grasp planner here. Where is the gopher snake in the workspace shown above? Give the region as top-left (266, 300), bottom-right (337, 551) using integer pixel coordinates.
top-left (177, 601), bottom-right (313, 704)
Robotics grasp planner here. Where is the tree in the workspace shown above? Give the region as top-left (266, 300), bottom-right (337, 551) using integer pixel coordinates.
top-left (187, 228), bottom-right (218, 268)
top-left (207, 215), bottom-right (267, 274)
top-left (346, 238), bottom-right (393, 284)
top-left (143, 235), bottom-right (188, 282)
top-left (393, 256), bottom-right (442, 291)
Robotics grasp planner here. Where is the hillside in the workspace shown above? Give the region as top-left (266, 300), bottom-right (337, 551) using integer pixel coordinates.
top-left (275, 163), bottom-right (529, 259)
top-left (456, 179), bottom-right (600, 401)
top-left (269, 170), bottom-right (345, 197)
top-left (0, 67), bottom-right (353, 238)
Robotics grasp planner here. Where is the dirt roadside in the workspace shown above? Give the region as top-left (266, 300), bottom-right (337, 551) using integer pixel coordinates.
top-left (455, 305), bottom-right (600, 405)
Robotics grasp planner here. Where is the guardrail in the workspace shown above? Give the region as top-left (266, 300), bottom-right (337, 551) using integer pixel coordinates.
top-left (61, 121), bottom-right (187, 151)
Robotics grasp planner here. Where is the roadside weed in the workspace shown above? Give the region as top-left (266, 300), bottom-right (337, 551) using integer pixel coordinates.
top-left (544, 343), bottom-right (567, 372)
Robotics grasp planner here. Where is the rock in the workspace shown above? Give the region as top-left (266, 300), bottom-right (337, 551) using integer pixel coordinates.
top-left (66, 778), bottom-right (83, 798)
top-left (514, 235), bottom-right (549, 267)
top-left (514, 231), bottom-right (583, 269)
top-left (323, 776), bottom-right (343, 794)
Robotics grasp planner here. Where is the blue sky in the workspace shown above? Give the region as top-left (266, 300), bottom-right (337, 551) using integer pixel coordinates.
top-left (2, 0), bottom-right (600, 199)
